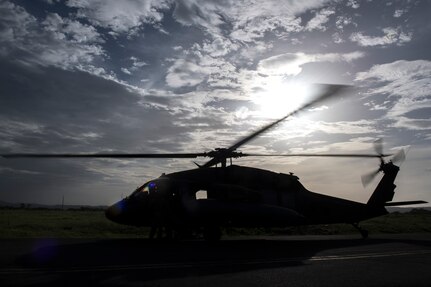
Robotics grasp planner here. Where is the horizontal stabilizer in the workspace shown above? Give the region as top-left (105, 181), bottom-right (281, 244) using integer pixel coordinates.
top-left (384, 200), bottom-right (428, 207)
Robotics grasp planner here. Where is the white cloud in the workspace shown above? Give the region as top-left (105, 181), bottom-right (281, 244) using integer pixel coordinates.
top-left (0, 3), bottom-right (105, 70)
top-left (305, 8), bottom-right (335, 31)
top-left (0, 166), bottom-right (43, 175)
top-left (237, 41), bottom-right (274, 61)
top-left (355, 60), bottom-right (431, 83)
top-left (172, 0), bottom-right (329, 41)
top-left (335, 15), bottom-right (355, 30)
top-left (172, 0), bottom-right (225, 35)
top-left (332, 32), bottom-right (344, 43)
top-left (257, 51), bottom-right (365, 76)
top-left (120, 56), bottom-right (148, 75)
top-left (317, 120), bottom-right (377, 134)
top-left (165, 58), bottom-right (209, 88)
top-left (356, 60), bottom-right (431, 131)
top-left (66, 0), bottom-right (170, 34)
top-left (0, 1), bottom-right (37, 54)
top-left (392, 117), bottom-right (431, 131)
top-left (393, 9), bottom-right (406, 18)
top-left (202, 36), bottom-right (239, 57)
top-left (346, 0), bottom-right (360, 9)
top-left (230, 15), bottom-right (302, 42)
top-left (0, 119), bottom-right (44, 150)
top-left (165, 40), bottom-right (240, 89)
top-left (130, 56), bottom-right (148, 69)
top-left (350, 27), bottom-right (412, 47)
top-left (274, 119), bottom-right (377, 139)
top-left (258, 53), bottom-right (309, 76)
top-left (165, 55), bottom-right (238, 89)
top-left (42, 13), bottom-right (102, 44)
top-left (121, 67), bottom-right (132, 75)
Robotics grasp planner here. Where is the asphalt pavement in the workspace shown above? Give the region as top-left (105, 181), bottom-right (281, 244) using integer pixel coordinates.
top-left (1, 234), bottom-right (431, 286)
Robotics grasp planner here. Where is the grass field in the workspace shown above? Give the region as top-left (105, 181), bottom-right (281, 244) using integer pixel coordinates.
top-left (1, 208), bottom-right (430, 238)
top-left (0, 208), bottom-right (148, 238)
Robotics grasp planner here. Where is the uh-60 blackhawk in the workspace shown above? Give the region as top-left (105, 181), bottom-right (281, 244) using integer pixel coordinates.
top-left (2, 84), bottom-right (426, 241)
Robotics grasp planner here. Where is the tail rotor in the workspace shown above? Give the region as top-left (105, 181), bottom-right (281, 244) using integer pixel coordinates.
top-left (361, 139), bottom-right (405, 187)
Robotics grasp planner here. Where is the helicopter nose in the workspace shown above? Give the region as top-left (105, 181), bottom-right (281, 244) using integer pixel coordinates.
top-left (105, 199), bottom-right (126, 223)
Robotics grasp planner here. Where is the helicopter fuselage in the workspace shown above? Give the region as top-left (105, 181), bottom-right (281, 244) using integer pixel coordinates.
top-left (105, 165), bottom-right (387, 230)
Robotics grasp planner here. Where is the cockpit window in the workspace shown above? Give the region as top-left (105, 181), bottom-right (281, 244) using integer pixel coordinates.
top-left (131, 181), bottom-right (157, 197)
top-left (141, 182), bottom-right (157, 193)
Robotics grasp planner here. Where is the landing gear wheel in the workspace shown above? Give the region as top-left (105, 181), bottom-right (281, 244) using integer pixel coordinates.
top-left (352, 223), bottom-right (368, 239)
top-left (360, 229), bottom-right (369, 239)
top-left (203, 226), bottom-right (222, 242)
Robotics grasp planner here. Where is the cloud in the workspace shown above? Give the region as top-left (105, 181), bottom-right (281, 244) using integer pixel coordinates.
top-left (346, 0), bottom-right (360, 9)
top-left (0, 1), bottom-right (36, 44)
top-left (165, 42), bottom-right (238, 89)
top-left (230, 15), bottom-right (302, 42)
top-left (121, 67), bottom-right (132, 75)
top-left (257, 51), bottom-right (365, 76)
top-left (130, 56), bottom-right (148, 69)
top-left (120, 57), bottom-right (149, 76)
top-left (0, 3), bottom-right (105, 69)
top-left (165, 58), bottom-right (210, 88)
top-left (316, 120), bottom-right (377, 135)
top-left (280, 119), bottom-right (377, 139)
top-left (0, 57), bottom-right (219, 204)
top-left (356, 60), bottom-right (431, 84)
top-left (393, 8), bottom-right (407, 18)
top-left (332, 32), bottom-right (344, 44)
top-left (173, 0), bottom-right (328, 42)
top-left (172, 0), bottom-right (225, 35)
top-left (42, 13), bottom-right (102, 44)
top-left (335, 15), bottom-right (356, 30)
top-left (356, 60), bottom-right (431, 130)
top-left (305, 8), bottom-right (335, 31)
top-left (66, 0), bottom-right (170, 34)
top-left (392, 117), bottom-right (431, 131)
top-left (350, 27), bottom-right (412, 47)
top-left (202, 37), bottom-right (239, 57)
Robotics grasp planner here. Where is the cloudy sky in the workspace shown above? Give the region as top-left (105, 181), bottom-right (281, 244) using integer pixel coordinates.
top-left (1, 0), bottom-right (430, 206)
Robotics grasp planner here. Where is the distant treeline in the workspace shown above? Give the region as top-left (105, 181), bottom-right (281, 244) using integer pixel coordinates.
top-left (0, 205), bottom-right (106, 211)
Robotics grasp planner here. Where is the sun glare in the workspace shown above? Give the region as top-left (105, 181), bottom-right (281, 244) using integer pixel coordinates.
top-left (252, 79), bottom-right (313, 119)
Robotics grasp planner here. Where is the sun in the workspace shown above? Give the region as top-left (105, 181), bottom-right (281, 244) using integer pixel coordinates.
top-left (252, 78), bottom-right (313, 119)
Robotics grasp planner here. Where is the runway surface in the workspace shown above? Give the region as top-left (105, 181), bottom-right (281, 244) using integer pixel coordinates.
top-left (1, 234), bottom-right (431, 286)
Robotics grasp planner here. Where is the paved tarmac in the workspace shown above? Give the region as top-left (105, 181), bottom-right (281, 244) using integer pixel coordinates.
top-left (1, 234), bottom-right (431, 286)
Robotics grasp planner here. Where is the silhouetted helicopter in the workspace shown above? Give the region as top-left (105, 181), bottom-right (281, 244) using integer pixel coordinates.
top-left (2, 84), bottom-right (426, 240)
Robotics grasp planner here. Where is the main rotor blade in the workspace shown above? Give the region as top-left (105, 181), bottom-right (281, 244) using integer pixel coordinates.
top-left (1, 153), bottom-right (206, 159)
top-left (201, 84), bottom-right (350, 168)
top-left (242, 153), bottom-right (393, 158)
top-left (228, 84), bottom-right (350, 152)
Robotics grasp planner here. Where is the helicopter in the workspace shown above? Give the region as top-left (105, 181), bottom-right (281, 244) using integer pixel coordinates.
top-left (2, 84), bottom-right (427, 240)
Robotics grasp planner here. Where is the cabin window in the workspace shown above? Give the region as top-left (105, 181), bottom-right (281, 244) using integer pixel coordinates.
top-left (196, 190), bottom-right (207, 199)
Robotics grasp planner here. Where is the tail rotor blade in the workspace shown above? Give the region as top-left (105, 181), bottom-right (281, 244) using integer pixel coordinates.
top-left (361, 169), bottom-right (380, 187)
top-left (391, 149), bottom-right (406, 165)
